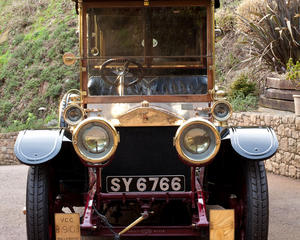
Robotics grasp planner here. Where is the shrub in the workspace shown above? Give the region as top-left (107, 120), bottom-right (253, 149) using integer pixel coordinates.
top-left (46, 84), bottom-right (62, 98)
top-left (286, 58), bottom-right (300, 90)
top-left (228, 70), bottom-right (259, 111)
top-left (26, 112), bottom-right (37, 127)
top-left (2, 101), bottom-right (14, 114)
top-left (229, 71), bottom-right (258, 98)
top-left (229, 91), bottom-right (259, 112)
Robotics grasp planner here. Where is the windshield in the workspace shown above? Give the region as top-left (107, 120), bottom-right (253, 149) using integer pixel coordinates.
top-left (86, 6), bottom-right (207, 96)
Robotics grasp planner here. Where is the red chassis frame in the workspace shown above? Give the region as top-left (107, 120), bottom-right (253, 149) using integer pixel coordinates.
top-left (78, 164), bottom-right (210, 237)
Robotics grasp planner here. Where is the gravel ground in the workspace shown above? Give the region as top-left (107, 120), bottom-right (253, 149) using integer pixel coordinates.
top-left (0, 165), bottom-right (300, 240)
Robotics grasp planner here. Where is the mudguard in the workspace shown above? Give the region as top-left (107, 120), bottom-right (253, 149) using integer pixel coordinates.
top-left (221, 127), bottom-right (278, 160)
top-left (14, 128), bottom-right (72, 165)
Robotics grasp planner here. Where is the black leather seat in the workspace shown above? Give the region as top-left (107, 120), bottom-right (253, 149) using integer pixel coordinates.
top-left (149, 76), bottom-right (207, 95)
top-left (88, 76), bottom-right (207, 96)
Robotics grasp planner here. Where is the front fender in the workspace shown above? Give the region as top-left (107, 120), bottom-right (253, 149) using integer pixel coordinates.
top-left (221, 127), bottom-right (278, 161)
top-left (14, 128), bottom-right (72, 165)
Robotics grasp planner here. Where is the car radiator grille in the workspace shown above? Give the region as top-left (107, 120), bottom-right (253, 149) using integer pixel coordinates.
top-left (101, 126), bottom-right (192, 193)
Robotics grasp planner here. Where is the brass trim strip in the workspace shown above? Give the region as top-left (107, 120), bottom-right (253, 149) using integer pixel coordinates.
top-left (212, 0), bottom-right (216, 87)
top-left (94, 64), bottom-right (204, 69)
top-left (79, 1), bottom-right (83, 92)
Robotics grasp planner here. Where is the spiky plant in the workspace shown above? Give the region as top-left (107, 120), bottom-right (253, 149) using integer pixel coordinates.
top-left (237, 0), bottom-right (300, 70)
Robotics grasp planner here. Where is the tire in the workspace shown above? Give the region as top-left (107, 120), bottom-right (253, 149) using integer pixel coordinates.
top-left (236, 160), bottom-right (269, 240)
top-left (26, 165), bottom-right (58, 240)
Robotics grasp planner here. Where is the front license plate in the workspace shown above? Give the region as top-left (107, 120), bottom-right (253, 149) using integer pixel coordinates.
top-left (55, 213), bottom-right (81, 240)
top-left (106, 175), bottom-right (185, 192)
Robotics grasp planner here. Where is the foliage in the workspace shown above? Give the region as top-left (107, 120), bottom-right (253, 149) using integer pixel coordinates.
top-left (236, 0), bottom-right (268, 32)
top-left (1, 112), bottom-right (57, 133)
top-left (229, 71), bottom-right (258, 98)
top-left (237, 0), bottom-right (300, 70)
top-left (215, 8), bottom-right (236, 33)
top-left (229, 91), bottom-right (259, 112)
top-left (286, 58), bottom-right (300, 90)
top-left (26, 113), bottom-right (37, 127)
top-left (0, 0), bottom-right (79, 130)
top-left (228, 70), bottom-right (259, 111)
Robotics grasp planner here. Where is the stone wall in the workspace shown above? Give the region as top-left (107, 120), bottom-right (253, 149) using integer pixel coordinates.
top-left (0, 132), bottom-right (20, 165)
top-left (229, 112), bottom-right (300, 179)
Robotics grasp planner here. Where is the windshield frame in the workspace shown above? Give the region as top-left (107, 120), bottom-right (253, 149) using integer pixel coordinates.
top-left (81, 0), bottom-right (214, 104)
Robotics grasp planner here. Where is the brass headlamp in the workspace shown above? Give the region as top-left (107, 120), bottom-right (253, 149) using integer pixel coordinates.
top-left (209, 87), bottom-right (233, 127)
top-left (61, 89), bottom-right (85, 127)
top-left (72, 117), bottom-right (119, 163)
top-left (174, 118), bottom-right (220, 166)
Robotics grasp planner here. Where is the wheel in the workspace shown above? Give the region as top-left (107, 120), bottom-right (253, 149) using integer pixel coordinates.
top-left (236, 160), bottom-right (269, 240)
top-left (26, 165), bottom-right (59, 240)
top-left (100, 58), bottom-right (144, 87)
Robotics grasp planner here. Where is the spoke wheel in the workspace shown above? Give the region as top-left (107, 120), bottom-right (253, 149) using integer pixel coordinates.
top-left (100, 58), bottom-right (144, 87)
top-left (236, 160), bottom-right (269, 240)
top-left (26, 165), bottom-right (59, 240)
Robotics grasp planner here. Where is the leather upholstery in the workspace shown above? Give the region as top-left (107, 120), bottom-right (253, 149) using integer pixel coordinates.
top-left (88, 76), bottom-right (207, 96)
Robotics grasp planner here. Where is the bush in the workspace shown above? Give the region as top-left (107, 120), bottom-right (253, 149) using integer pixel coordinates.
top-left (46, 84), bottom-right (63, 98)
top-left (229, 91), bottom-right (259, 112)
top-left (229, 71), bottom-right (258, 98)
top-left (2, 101), bottom-right (14, 114)
top-left (286, 58), bottom-right (300, 90)
top-left (228, 70), bottom-right (259, 111)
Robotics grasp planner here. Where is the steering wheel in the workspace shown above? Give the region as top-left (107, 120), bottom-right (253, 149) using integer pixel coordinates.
top-left (100, 58), bottom-right (144, 87)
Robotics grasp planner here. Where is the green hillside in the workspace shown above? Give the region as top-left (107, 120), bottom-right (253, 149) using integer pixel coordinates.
top-left (1, 0), bottom-right (296, 132)
top-left (0, 0), bottom-right (79, 132)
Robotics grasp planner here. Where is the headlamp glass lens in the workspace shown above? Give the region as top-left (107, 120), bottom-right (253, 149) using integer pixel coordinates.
top-left (214, 103), bottom-right (229, 118)
top-left (83, 126), bottom-right (109, 153)
top-left (67, 107), bottom-right (82, 122)
top-left (184, 128), bottom-right (211, 154)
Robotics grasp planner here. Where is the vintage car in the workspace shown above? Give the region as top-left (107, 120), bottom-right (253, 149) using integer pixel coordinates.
top-left (14, 0), bottom-right (278, 239)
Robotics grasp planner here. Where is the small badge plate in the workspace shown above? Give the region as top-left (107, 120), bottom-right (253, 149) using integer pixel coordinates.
top-left (55, 213), bottom-right (81, 240)
top-left (181, 104), bottom-right (193, 110)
